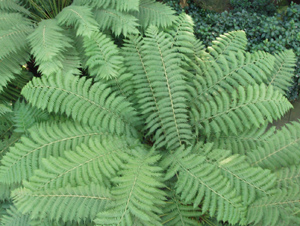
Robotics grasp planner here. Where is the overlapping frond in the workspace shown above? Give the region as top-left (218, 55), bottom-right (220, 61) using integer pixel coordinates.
top-left (0, 103), bottom-right (11, 117)
top-left (132, 0), bottom-right (176, 29)
top-left (21, 74), bottom-right (140, 136)
top-left (276, 165), bottom-right (300, 188)
top-left (94, 149), bottom-right (166, 226)
top-left (248, 120), bottom-right (300, 171)
top-left (162, 146), bottom-right (246, 224)
top-left (246, 185), bottom-right (300, 226)
top-left (83, 31), bottom-right (124, 80)
top-left (0, 13), bottom-right (27, 30)
top-left (0, 0), bottom-right (30, 15)
top-left (88, 0), bottom-right (140, 12)
top-left (24, 136), bottom-right (135, 191)
top-left (94, 9), bottom-right (139, 36)
top-left (0, 205), bottom-right (31, 226)
top-left (12, 183), bottom-right (111, 223)
top-left (56, 5), bottom-right (98, 37)
top-left (266, 49), bottom-right (296, 94)
top-left (191, 84), bottom-right (291, 137)
top-left (0, 121), bottom-right (106, 184)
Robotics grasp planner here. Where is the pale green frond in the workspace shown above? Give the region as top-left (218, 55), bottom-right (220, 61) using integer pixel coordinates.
top-left (266, 49), bottom-right (296, 94)
top-left (206, 125), bottom-right (276, 155)
top-left (24, 136), bottom-right (135, 191)
top-left (94, 8), bottom-right (139, 36)
top-left (164, 146), bottom-right (246, 225)
top-left (0, 205), bottom-right (31, 226)
top-left (132, 0), bottom-right (176, 29)
top-left (0, 103), bottom-right (11, 117)
top-left (12, 183), bottom-right (111, 223)
top-left (88, 0), bottom-right (140, 12)
top-left (246, 186), bottom-right (300, 226)
top-left (161, 188), bottom-right (202, 226)
top-left (0, 121), bottom-right (107, 184)
top-left (83, 31), bottom-right (124, 80)
top-left (94, 149), bottom-right (166, 226)
top-left (207, 31), bottom-right (247, 60)
top-left (0, 0), bottom-right (30, 15)
top-left (21, 74), bottom-right (140, 137)
top-left (56, 5), bottom-right (99, 37)
top-left (276, 165), bottom-right (300, 188)
top-left (248, 120), bottom-right (300, 171)
top-left (192, 84), bottom-right (292, 137)
top-left (0, 13), bottom-right (28, 30)
top-left (58, 46), bottom-right (82, 77)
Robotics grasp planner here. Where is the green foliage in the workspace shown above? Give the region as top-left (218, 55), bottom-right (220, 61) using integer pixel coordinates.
top-left (0, 1), bottom-right (300, 226)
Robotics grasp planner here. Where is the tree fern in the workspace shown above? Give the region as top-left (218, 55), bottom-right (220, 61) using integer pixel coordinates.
top-left (276, 165), bottom-right (300, 188)
top-left (0, 205), bottom-right (31, 226)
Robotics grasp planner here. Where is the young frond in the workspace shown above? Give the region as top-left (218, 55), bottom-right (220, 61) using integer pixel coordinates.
top-left (163, 146), bottom-right (246, 224)
top-left (266, 49), bottom-right (296, 94)
top-left (246, 185), bottom-right (300, 226)
top-left (0, 121), bottom-right (106, 184)
top-left (276, 165), bottom-right (300, 188)
top-left (21, 74), bottom-right (140, 137)
top-left (24, 136), bottom-right (135, 191)
top-left (56, 5), bottom-right (99, 37)
top-left (248, 120), bottom-right (300, 171)
top-left (12, 184), bottom-right (111, 223)
top-left (192, 84), bottom-right (292, 137)
top-left (94, 149), bottom-right (166, 226)
top-left (132, 0), bottom-right (176, 29)
top-left (94, 9), bottom-right (139, 36)
top-left (83, 31), bottom-right (124, 80)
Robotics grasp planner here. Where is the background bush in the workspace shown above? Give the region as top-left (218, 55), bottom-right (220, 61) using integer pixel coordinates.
top-left (163, 0), bottom-right (300, 100)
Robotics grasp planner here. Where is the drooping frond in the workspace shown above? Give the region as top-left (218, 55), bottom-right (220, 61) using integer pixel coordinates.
top-left (58, 46), bottom-right (82, 76)
top-left (161, 146), bottom-right (246, 224)
top-left (0, 13), bottom-right (28, 30)
top-left (83, 31), bottom-right (124, 80)
top-left (276, 165), bottom-right (300, 188)
top-left (0, 205), bottom-right (31, 226)
top-left (246, 185), bottom-right (300, 226)
top-left (24, 136), bottom-right (135, 191)
top-left (131, 0), bottom-right (176, 29)
top-left (21, 74), bottom-right (140, 137)
top-left (56, 5), bottom-right (99, 37)
top-left (87, 0), bottom-right (140, 12)
top-left (248, 120), bottom-right (300, 171)
top-left (94, 149), bottom-right (166, 226)
top-left (0, 103), bottom-right (11, 117)
top-left (94, 9), bottom-right (139, 36)
top-left (207, 31), bottom-right (247, 60)
top-left (191, 84), bottom-right (292, 137)
top-left (161, 188), bottom-right (202, 226)
top-left (0, 121), bottom-right (107, 184)
top-left (266, 49), bottom-right (296, 94)
top-left (139, 27), bottom-right (193, 149)
top-left (206, 125), bottom-right (276, 155)
top-left (12, 183), bottom-right (111, 223)
top-left (0, 0), bottom-right (30, 15)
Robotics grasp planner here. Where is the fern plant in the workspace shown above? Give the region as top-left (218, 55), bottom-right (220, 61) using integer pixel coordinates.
top-left (1, 0), bottom-right (300, 225)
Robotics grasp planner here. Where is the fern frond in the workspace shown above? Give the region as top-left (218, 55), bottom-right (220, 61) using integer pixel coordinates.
top-left (192, 84), bottom-right (292, 137)
top-left (94, 9), bottom-right (139, 36)
top-left (0, 103), bottom-right (11, 117)
top-left (0, 0), bottom-right (30, 15)
top-left (94, 149), bottom-right (166, 226)
top-left (207, 31), bottom-right (247, 60)
top-left (56, 5), bottom-right (98, 37)
top-left (0, 13), bottom-right (28, 30)
top-left (21, 74), bottom-right (140, 137)
top-left (58, 46), bottom-right (82, 76)
top-left (140, 27), bottom-right (193, 149)
top-left (162, 146), bottom-right (246, 224)
top-left (12, 183), bottom-right (111, 223)
top-left (266, 49), bottom-right (296, 94)
top-left (24, 136), bottom-right (135, 191)
top-left (0, 121), bottom-right (107, 184)
top-left (161, 188), bottom-right (202, 226)
top-left (83, 31), bottom-right (124, 80)
top-left (88, 0), bottom-right (140, 12)
top-left (0, 205), bottom-right (31, 226)
top-left (132, 0), bottom-right (176, 29)
top-left (276, 165), bottom-right (300, 188)
top-left (248, 120), bottom-right (300, 171)
top-left (206, 125), bottom-right (275, 155)
top-left (246, 186), bottom-right (300, 226)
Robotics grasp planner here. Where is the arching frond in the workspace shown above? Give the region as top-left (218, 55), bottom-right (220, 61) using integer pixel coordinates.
top-left (0, 0), bottom-right (30, 15)
top-left (83, 31), bottom-right (124, 80)
top-left (21, 74), bottom-right (140, 137)
top-left (132, 0), bottom-right (176, 29)
top-left (94, 9), bottom-right (139, 36)
top-left (94, 149), bottom-right (166, 226)
top-left (192, 84), bottom-right (292, 137)
top-left (248, 120), bottom-right (300, 171)
top-left (0, 103), bottom-right (11, 117)
top-left (0, 121), bottom-right (107, 184)
top-left (276, 165), bottom-right (300, 188)
top-left (0, 13), bottom-right (28, 30)
top-left (24, 136), bottom-right (135, 191)
top-left (266, 49), bottom-right (296, 94)
top-left (12, 183), bottom-right (111, 223)
top-left (56, 5), bottom-right (99, 37)
top-left (88, 0), bottom-right (140, 12)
